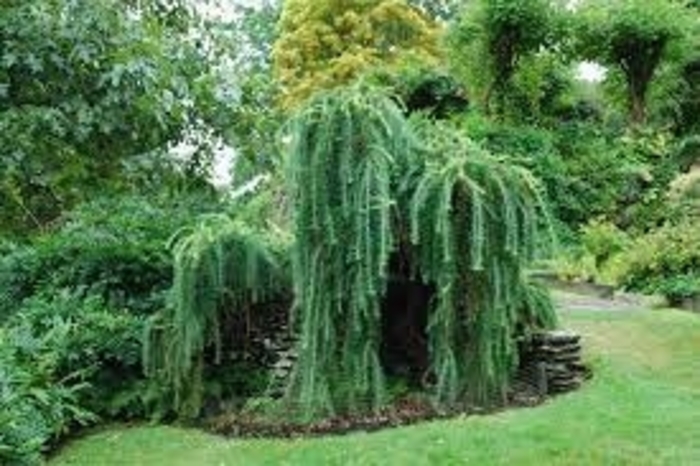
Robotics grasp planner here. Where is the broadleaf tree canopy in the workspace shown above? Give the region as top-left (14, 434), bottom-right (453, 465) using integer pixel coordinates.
top-left (574, 0), bottom-right (693, 124)
top-left (0, 0), bottom-right (233, 233)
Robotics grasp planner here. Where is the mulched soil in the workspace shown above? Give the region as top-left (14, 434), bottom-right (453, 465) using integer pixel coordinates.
top-left (204, 382), bottom-right (550, 439)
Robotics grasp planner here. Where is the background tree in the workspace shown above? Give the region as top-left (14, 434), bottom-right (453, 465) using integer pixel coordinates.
top-left (448, 0), bottom-right (561, 115)
top-left (408, 0), bottom-right (460, 21)
top-left (673, 55), bottom-right (700, 135)
top-left (503, 50), bottom-right (577, 123)
top-left (654, 3), bottom-right (700, 135)
top-left (574, 0), bottom-right (692, 125)
top-left (0, 0), bottom-right (233, 234)
top-left (272, 0), bottom-right (442, 109)
top-left (219, 0), bottom-right (284, 183)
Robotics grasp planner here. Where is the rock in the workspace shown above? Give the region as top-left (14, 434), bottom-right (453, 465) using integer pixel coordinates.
top-left (517, 329), bottom-right (589, 396)
top-left (532, 330), bottom-right (580, 345)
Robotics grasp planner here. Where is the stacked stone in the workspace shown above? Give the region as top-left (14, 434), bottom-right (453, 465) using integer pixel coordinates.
top-left (221, 298), bottom-right (297, 400)
top-left (517, 330), bottom-right (589, 397)
top-left (263, 328), bottom-right (297, 399)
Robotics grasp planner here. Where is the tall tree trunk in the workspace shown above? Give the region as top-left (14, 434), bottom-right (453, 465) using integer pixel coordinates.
top-left (625, 44), bottom-right (663, 126)
top-left (630, 90), bottom-right (646, 125)
top-left (483, 82), bottom-right (494, 116)
top-left (628, 76), bottom-right (648, 125)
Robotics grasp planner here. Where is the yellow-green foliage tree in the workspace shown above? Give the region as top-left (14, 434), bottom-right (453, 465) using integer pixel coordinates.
top-left (273, 0), bottom-right (442, 109)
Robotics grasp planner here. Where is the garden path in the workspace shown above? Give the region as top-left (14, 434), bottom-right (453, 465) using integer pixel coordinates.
top-left (552, 289), bottom-right (649, 312)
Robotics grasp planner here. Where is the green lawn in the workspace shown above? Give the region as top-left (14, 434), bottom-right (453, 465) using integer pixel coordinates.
top-left (51, 308), bottom-right (700, 466)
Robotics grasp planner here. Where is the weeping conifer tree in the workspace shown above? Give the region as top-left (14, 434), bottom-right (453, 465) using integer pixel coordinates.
top-left (283, 83), bottom-right (419, 419)
top-left (283, 84), bottom-right (556, 419)
top-left (144, 214), bottom-right (291, 417)
top-left (410, 126), bottom-right (556, 407)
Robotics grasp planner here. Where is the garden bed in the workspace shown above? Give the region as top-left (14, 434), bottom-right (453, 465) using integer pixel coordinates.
top-left (204, 343), bottom-right (591, 440)
top-left (204, 389), bottom-right (546, 439)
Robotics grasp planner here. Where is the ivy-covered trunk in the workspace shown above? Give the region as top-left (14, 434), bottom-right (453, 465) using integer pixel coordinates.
top-left (628, 74), bottom-right (649, 125)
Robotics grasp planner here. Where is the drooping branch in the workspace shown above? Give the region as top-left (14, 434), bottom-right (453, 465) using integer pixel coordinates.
top-left (283, 83), bottom-right (419, 420)
top-left (410, 126), bottom-right (556, 407)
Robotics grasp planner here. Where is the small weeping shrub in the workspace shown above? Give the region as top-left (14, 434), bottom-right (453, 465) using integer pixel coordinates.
top-left (410, 126), bottom-right (556, 407)
top-left (144, 214), bottom-right (291, 417)
top-left (283, 83), bottom-right (420, 420)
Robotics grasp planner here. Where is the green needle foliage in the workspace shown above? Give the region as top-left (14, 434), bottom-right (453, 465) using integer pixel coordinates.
top-left (146, 82), bottom-right (556, 421)
top-left (411, 126), bottom-right (555, 406)
top-left (144, 214), bottom-right (290, 417)
top-left (283, 83), bottom-right (419, 420)
top-left (283, 83), bottom-right (555, 420)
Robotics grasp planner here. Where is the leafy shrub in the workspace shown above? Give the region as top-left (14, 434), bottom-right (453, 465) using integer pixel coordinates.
top-left (0, 194), bottom-right (214, 321)
top-left (550, 251), bottom-right (598, 284)
top-left (552, 124), bottom-right (674, 232)
top-left (580, 219), bottom-right (629, 269)
top-left (611, 128), bottom-right (681, 230)
top-left (8, 293), bottom-right (148, 418)
top-left (0, 243), bottom-right (42, 323)
top-left (668, 165), bottom-right (700, 221)
top-left (547, 220), bottom-right (629, 285)
top-left (612, 220), bottom-right (700, 303)
top-left (655, 274), bottom-right (700, 303)
top-left (0, 319), bottom-right (97, 465)
top-left (0, 291), bottom-right (152, 464)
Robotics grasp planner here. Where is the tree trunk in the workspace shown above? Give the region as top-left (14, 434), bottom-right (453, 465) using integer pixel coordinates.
top-left (483, 82), bottom-right (494, 116)
top-left (625, 47), bottom-right (662, 126)
top-left (628, 77), bottom-right (648, 125)
top-left (629, 89), bottom-right (646, 125)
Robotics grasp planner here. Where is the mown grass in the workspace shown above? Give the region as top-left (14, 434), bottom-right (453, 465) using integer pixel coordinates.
top-left (51, 308), bottom-right (700, 466)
